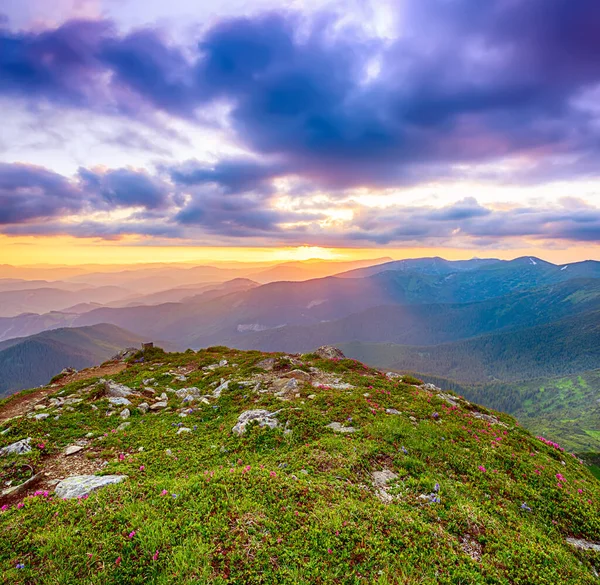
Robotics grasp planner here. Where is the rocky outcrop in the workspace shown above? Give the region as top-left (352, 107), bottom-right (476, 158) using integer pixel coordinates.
top-left (315, 346), bottom-right (345, 360)
top-left (54, 475), bottom-right (128, 499)
top-left (232, 410), bottom-right (279, 435)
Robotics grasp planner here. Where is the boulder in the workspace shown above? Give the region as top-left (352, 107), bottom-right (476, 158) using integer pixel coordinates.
top-left (120, 408), bottom-right (130, 420)
top-left (54, 475), bottom-right (128, 499)
top-left (149, 401), bottom-right (167, 411)
top-left (0, 437), bottom-right (32, 456)
top-left (272, 378), bottom-right (299, 396)
top-left (104, 381), bottom-right (134, 398)
top-left (137, 403), bottom-right (149, 414)
top-left (33, 413), bottom-right (49, 421)
top-left (315, 346), bottom-right (345, 360)
top-left (213, 380), bottom-right (229, 398)
top-left (282, 369), bottom-right (311, 382)
top-left (232, 410), bottom-right (279, 435)
top-left (108, 397), bottom-right (131, 406)
top-left (326, 422), bottom-right (357, 433)
top-left (256, 358), bottom-right (277, 371)
top-left (64, 445), bottom-right (85, 456)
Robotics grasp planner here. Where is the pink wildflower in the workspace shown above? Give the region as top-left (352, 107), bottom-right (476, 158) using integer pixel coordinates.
top-left (161, 489), bottom-right (168, 496)
top-left (115, 557), bottom-right (121, 566)
top-left (128, 531), bottom-right (136, 539)
top-left (152, 550), bottom-right (159, 561)
top-left (139, 466), bottom-right (145, 472)
top-left (478, 466), bottom-right (486, 473)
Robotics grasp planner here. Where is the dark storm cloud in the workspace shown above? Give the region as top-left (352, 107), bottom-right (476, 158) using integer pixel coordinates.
top-left (0, 162), bottom-right (83, 223)
top-left (2, 1), bottom-right (600, 187)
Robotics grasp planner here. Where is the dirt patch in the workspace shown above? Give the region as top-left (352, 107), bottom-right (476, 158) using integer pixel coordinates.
top-left (0, 361), bottom-right (127, 423)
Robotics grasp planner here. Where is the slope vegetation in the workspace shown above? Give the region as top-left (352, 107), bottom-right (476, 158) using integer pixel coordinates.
top-left (0, 346), bottom-right (599, 583)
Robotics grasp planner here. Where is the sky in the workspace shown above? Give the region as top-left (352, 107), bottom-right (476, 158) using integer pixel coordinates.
top-left (1, 0), bottom-right (600, 265)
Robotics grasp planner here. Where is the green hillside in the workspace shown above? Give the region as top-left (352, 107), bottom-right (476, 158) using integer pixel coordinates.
top-left (0, 346), bottom-right (599, 584)
top-left (339, 310), bottom-right (600, 384)
top-left (0, 325), bottom-right (144, 396)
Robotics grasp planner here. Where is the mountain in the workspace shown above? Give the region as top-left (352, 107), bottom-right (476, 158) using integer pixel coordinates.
top-left (0, 324), bottom-right (144, 396)
top-left (339, 310), bottom-right (600, 384)
top-left (0, 286), bottom-right (136, 318)
top-left (0, 345), bottom-right (599, 583)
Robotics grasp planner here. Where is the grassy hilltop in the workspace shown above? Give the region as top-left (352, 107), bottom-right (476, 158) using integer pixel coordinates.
top-left (0, 346), bottom-right (599, 584)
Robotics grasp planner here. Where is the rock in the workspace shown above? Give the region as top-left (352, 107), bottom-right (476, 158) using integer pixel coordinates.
top-left (85, 432), bottom-right (94, 438)
top-left (137, 403), bottom-right (149, 414)
top-left (175, 387), bottom-right (201, 400)
top-left (283, 369), bottom-right (311, 382)
top-left (256, 358), bottom-right (276, 371)
top-left (120, 408), bottom-right (131, 420)
top-left (63, 397), bottom-right (83, 405)
top-left (117, 422), bottom-right (131, 431)
top-left (219, 359), bottom-right (228, 367)
top-left (173, 374), bottom-right (187, 382)
top-left (34, 413), bottom-right (49, 421)
top-left (372, 469), bottom-right (398, 503)
top-left (90, 405), bottom-right (98, 411)
top-left (0, 437), bottom-right (32, 456)
top-left (213, 380), bottom-right (229, 398)
top-left (232, 410), bottom-right (280, 435)
top-left (566, 538), bottom-right (600, 552)
top-left (1, 473), bottom-right (40, 497)
top-left (0, 427), bottom-right (11, 435)
top-left (149, 401), bottom-right (167, 411)
top-left (177, 427), bottom-right (191, 435)
top-left (315, 346), bottom-right (345, 360)
top-left (307, 394), bottom-right (316, 400)
top-left (471, 411), bottom-right (508, 427)
top-left (104, 381), bottom-right (134, 398)
top-left (65, 445), bottom-right (84, 456)
top-left (326, 422), bottom-right (357, 433)
top-left (159, 393), bottom-right (168, 401)
top-left (142, 378), bottom-right (155, 386)
top-left (34, 404), bottom-right (47, 411)
top-left (54, 475), bottom-right (128, 499)
top-left (386, 408), bottom-right (401, 415)
top-left (108, 397), bottom-right (131, 406)
top-left (437, 393), bottom-right (459, 408)
top-left (272, 378), bottom-right (299, 396)
top-left (385, 372), bottom-right (402, 379)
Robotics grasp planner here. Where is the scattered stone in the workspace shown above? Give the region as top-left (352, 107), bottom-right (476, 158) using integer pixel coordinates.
top-left (372, 469), bottom-right (398, 503)
top-left (54, 475), bottom-right (128, 499)
top-left (65, 445), bottom-right (85, 456)
top-left (104, 381), bottom-right (134, 398)
top-left (307, 394), bottom-right (316, 400)
top-left (409, 416), bottom-right (417, 422)
top-left (0, 427), bottom-right (11, 435)
top-left (283, 369), bottom-right (311, 382)
top-left (386, 408), bottom-right (401, 415)
top-left (1, 473), bottom-right (40, 497)
top-left (34, 413), bottom-right (49, 421)
top-left (149, 401), bottom-right (167, 411)
top-left (120, 408), bottom-right (131, 420)
top-left (106, 411), bottom-right (115, 417)
top-left (471, 411), bottom-right (508, 427)
top-left (232, 410), bottom-right (280, 435)
top-left (213, 380), bottom-right (229, 398)
top-left (142, 378), bottom-right (155, 386)
top-left (437, 393), bottom-right (459, 407)
top-left (34, 404), bottom-right (47, 411)
top-left (256, 358), bottom-right (277, 371)
top-left (137, 403), bottom-right (149, 414)
top-left (159, 393), bottom-right (168, 401)
top-left (173, 374), bottom-right (188, 382)
top-left (177, 427), bottom-right (191, 435)
top-left (90, 405), bottom-right (98, 411)
top-left (117, 422), bottom-right (131, 431)
top-left (326, 422), bottom-right (357, 434)
top-left (0, 438), bottom-right (31, 456)
top-left (385, 372), bottom-right (402, 379)
top-left (566, 538), bottom-right (600, 552)
top-left (165, 449), bottom-right (173, 456)
top-left (300, 469), bottom-right (309, 475)
top-left (315, 346), bottom-right (345, 360)
top-left (63, 397), bottom-right (83, 405)
top-left (108, 397), bottom-right (131, 406)
top-left (85, 432), bottom-right (94, 438)
top-left (272, 378), bottom-right (299, 397)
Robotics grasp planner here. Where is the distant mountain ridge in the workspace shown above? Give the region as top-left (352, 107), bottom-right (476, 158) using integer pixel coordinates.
top-left (0, 324), bottom-right (144, 396)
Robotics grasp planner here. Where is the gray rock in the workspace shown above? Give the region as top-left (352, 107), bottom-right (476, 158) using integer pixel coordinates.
top-left (232, 409), bottom-right (279, 435)
top-left (0, 437), bottom-right (31, 456)
top-left (272, 378), bottom-right (299, 396)
top-left (54, 475), bottom-right (128, 499)
top-left (34, 413), bottom-right (49, 421)
top-left (256, 358), bottom-right (277, 371)
top-left (372, 469), bottom-right (398, 504)
top-left (117, 422), bottom-right (131, 431)
top-left (137, 402), bottom-right (149, 414)
top-left (177, 427), bottom-right (191, 435)
top-left (120, 408), bottom-right (130, 420)
top-left (0, 427), bottom-right (11, 435)
top-left (326, 422), bottom-right (357, 433)
top-left (149, 401), bottom-right (167, 411)
top-left (34, 404), bottom-right (47, 411)
top-left (307, 394), bottom-right (316, 400)
top-left (566, 538), bottom-right (600, 552)
top-left (283, 369), bottom-right (311, 382)
top-left (104, 381), bottom-right (133, 398)
top-left (108, 397), bottom-right (131, 406)
top-left (386, 408), bottom-right (401, 415)
top-left (65, 445), bottom-right (85, 456)
top-left (437, 393), bottom-right (459, 407)
top-left (315, 346), bottom-right (345, 360)
top-left (175, 387), bottom-right (201, 400)
top-left (385, 372), bottom-right (402, 379)
top-left (1, 472), bottom-right (40, 497)
top-left (213, 380), bottom-right (229, 398)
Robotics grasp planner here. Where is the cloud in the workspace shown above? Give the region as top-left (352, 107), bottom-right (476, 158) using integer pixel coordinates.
top-left (78, 167), bottom-right (171, 209)
top-left (1, 2), bottom-right (599, 190)
top-left (0, 162), bottom-right (83, 223)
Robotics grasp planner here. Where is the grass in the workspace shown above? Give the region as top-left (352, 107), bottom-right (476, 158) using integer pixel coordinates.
top-left (0, 347), bottom-right (599, 584)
